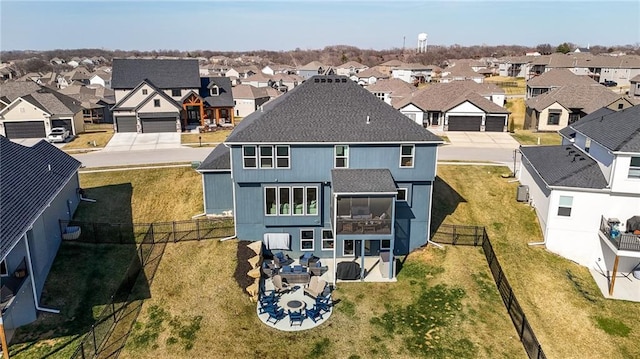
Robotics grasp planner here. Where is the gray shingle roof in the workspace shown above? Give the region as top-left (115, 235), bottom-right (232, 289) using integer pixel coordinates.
top-left (520, 145), bottom-right (608, 189)
top-left (525, 84), bottom-right (623, 114)
top-left (0, 137), bottom-right (81, 260)
top-left (111, 59), bottom-right (200, 89)
top-left (197, 144), bottom-right (230, 171)
top-left (225, 75), bottom-right (441, 143)
top-left (527, 69), bottom-right (597, 88)
top-left (395, 81), bottom-right (508, 113)
top-left (564, 104), bottom-right (640, 152)
top-left (331, 169), bottom-right (398, 193)
top-left (202, 77), bottom-right (234, 108)
top-left (0, 81), bottom-right (42, 102)
top-left (558, 107), bottom-right (615, 139)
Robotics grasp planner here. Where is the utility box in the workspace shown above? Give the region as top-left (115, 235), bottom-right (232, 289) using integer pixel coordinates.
top-left (517, 185), bottom-right (529, 202)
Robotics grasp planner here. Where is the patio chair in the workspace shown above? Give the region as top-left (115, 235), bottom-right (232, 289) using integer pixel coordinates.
top-left (304, 276), bottom-right (327, 299)
top-left (299, 252), bottom-right (317, 267)
top-left (288, 310), bottom-right (305, 327)
top-left (309, 261), bottom-right (329, 276)
top-left (258, 300), bottom-right (279, 315)
top-left (262, 261), bottom-right (279, 278)
top-left (266, 307), bottom-right (286, 324)
top-left (315, 298), bottom-right (332, 314)
top-left (272, 275), bottom-right (290, 294)
top-left (305, 304), bottom-right (324, 323)
top-left (273, 252), bottom-right (294, 267)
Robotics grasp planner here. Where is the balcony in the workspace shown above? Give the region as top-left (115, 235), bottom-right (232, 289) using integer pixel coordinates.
top-left (335, 196), bottom-right (393, 235)
top-left (598, 216), bottom-right (640, 252)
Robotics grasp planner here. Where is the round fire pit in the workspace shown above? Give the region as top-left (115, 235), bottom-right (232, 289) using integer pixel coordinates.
top-left (284, 300), bottom-right (306, 312)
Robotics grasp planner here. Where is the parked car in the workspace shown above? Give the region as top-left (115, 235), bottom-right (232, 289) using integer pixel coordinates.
top-left (47, 127), bottom-right (70, 143)
top-left (601, 80), bottom-right (618, 87)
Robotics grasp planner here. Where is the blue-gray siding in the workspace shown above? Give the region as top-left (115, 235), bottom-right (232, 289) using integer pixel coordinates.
top-left (203, 172), bottom-right (233, 215)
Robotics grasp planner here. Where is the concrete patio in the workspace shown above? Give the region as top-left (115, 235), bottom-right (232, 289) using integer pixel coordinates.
top-left (590, 266), bottom-right (640, 302)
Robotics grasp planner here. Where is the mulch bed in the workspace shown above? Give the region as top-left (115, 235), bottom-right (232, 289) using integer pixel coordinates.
top-left (234, 240), bottom-right (257, 293)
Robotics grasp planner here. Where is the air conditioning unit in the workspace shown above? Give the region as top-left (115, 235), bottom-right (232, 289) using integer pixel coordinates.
top-left (517, 185), bottom-right (529, 202)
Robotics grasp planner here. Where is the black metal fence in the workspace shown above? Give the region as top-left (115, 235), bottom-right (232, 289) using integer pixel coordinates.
top-left (60, 218), bottom-right (234, 245)
top-left (431, 224), bottom-right (546, 359)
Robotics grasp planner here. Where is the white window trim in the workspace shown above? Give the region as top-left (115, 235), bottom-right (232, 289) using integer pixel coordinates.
top-left (321, 229), bottom-right (334, 251)
top-left (400, 144), bottom-right (415, 168)
top-left (557, 196), bottom-right (573, 217)
top-left (0, 260), bottom-right (8, 277)
top-left (242, 145), bottom-right (257, 169)
top-left (396, 188), bottom-right (408, 202)
top-left (300, 229), bottom-right (315, 251)
top-left (628, 156), bottom-right (640, 179)
top-left (279, 187), bottom-right (291, 215)
top-left (343, 239), bottom-right (355, 257)
top-left (381, 239), bottom-right (391, 250)
top-left (306, 186), bottom-right (318, 216)
top-left (264, 186), bottom-right (277, 216)
top-left (275, 145), bottom-right (290, 169)
top-left (334, 145), bottom-right (349, 168)
top-left (292, 186), bottom-right (305, 216)
top-left (259, 145), bottom-right (274, 169)
top-left (210, 86), bottom-right (219, 96)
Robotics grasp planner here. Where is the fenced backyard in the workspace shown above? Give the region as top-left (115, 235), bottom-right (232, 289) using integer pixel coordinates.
top-left (432, 224), bottom-right (546, 359)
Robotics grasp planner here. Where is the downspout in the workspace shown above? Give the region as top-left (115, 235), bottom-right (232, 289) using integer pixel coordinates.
top-left (427, 146), bottom-right (444, 249)
top-left (24, 235), bottom-right (60, 314)
top-left (221, 143), bottom-right (237, 242)
top-left (528, 205), bottom-right (549, 246)
top-left (332, 192), bottom-right (338, 288)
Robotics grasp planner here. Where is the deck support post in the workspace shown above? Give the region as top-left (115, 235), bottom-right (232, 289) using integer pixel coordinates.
top-left (609, 255), bottom-right (620, 296)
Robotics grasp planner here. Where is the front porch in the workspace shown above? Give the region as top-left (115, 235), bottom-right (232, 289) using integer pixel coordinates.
top-left (181, 93), bottom-right (235, 131)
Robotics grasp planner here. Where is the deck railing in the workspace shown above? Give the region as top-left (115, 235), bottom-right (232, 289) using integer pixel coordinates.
top-left (598, 215), bottom-right (640, 252)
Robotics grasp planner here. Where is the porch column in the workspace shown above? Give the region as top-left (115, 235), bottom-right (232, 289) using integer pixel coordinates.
top-left (215, 108), bottom-right (221, 125)
top-left (389, 198), bottom-right (396, 279)
top-left (609, 255), bottom-right (620, 296)
top-left (0, 322), bottom-right (8, 359)
top-left (332, 193), bottom-right (338, 288)
top-left (360, 240), bottom-right (365, 281)
top-left (230, 107), bottom-right (235, 126)
top-left (182, 103), bottom-right (187, 128)
top-left (199, 104), bottom-right (205, 127)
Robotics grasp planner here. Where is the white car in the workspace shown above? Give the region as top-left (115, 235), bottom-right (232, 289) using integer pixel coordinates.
top-left (47, 127), bottom-right (70, 143)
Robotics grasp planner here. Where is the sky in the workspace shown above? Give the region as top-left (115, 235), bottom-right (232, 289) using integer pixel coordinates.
top-left (1, 1), bottom-right (639, 51)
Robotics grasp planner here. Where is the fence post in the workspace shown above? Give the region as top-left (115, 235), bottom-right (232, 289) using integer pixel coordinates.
top-left (519, 314), bottom-right (526, 339)
top-left (91, 325), bottom-right (97, 354)
top-left (111, 295), bottom-right (116, 321)
top-left (173, 221), bottom-right (177, 243)
top-left (452, 227), bottom-right (457, 245)
top-left (80, 341), bottom-right (85, 359)
top-left (196, 220), bottom-right (201, 240)
top-left (507, 289), bottom-right (513, 312)
top-left (474, 227), bottom-right (479, 246)
top-left (537, 344), bottom-right (542, 359)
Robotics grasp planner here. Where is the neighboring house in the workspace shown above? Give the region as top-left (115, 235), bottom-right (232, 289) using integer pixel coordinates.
top-left (297, 61), bottom-right (330, 79)
top-left (517, 105), bottom-right (640, 293)
top-left (335, 61), bottom-right (368, 77)
top-left (365, 78), bottom-right (416, 107)
top-left (232, 84), bottom-right (272, 117)
top-left (67, 60), bottom-right (79, 68)
top-left (394, 81), bottom-right (508, 131)
top-left (440, 61), bottom-right (484, 83)
top-left (242, 72), bottom-right (272, 88)
top-left (391, 63), bottom-right (433, 84)
top-left (526, 69), bottom-right (598, 99)
top-left (498, 56), bottom-right (531, 77)
top-left (58, 84), bottom-right (115, 124)
top-left (0, 137), bottom-right (81, 342)
top-left (199, 77), bottom-right (235, 127)
top-left (375, 59), bottom-right (406, 76)
top-left (350, 68), bottom-right (389, 86)
top-left (89, 71), bottom-right (112, 89)
top-left (197, 75), bottom-right (442, 281)
top-left (270, 73), bottom-right (302, 92)
top-left (629, 74), bottom-right (640, 98)
top-left (524, 84), bottom-right (634, 131)
top-left (49, 57), bottom-right (64, 65)
top-left (0, 83), bottom-right (85, 138)
top-left (110, 58), bottom-right (201, 133)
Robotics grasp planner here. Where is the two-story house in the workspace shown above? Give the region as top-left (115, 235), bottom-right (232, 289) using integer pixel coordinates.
top-left (197, 75), bottom-right (442, 282)
top-left (518, 105), bottom-right (640, 296)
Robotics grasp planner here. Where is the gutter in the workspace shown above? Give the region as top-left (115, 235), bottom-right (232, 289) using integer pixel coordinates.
top-left (24, 236), bottom-right (60, 314)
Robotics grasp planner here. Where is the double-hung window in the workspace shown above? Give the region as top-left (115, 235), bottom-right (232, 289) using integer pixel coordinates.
top-left (557, 196), bottom-right (573, 217)
top-left (321, 229), bottom-right (334, 250)
top-left (275, 145), bottom-right (290, 168)
top-left (400, 145), bottom-right (414, 168)
top-left (243, 146), bottom-right (257, 168)
top-left (279, 187), bottom-right (290, 214)
top-left (265, 186), bottom-right (319, 216)
top-left (547, 110), bottom-right (561, 125)
top-left (335, 145), bottom-right (348, 168)
top-left (629, 157), bottom-right (640, 178)
top-left (301, 229), bottom-right (314, 251)
top-left (260, 146), bottom-right (273, 168)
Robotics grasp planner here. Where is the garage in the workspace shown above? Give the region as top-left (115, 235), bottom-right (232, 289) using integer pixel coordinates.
top-left (52, 119), bottom-right (73, 133)
top-left (116, 116), bottom-right (137, 133)
top-left (447, 116), bottom-right (482, 131)
top-left (4, 121), bottom-right (46, 139)
top-left (485, 116), bottom-right (506, 132)
top-left (141, 117), bottom-right (177, 133)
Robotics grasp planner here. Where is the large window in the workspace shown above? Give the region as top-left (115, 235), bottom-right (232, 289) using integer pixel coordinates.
top-left (265, 186), bottom-right (319, 216)
top-left (171, 89), bottom-right (181, 97)
top-left (335, 145), bottom-right (349, 168)
top-left (300, 229), bottom-right (314, 251)
top-left (243, 146), bottom-right (257, 168)
top-left (629, 157), bottom-right (640, 178)
top-left (276, 145), bottom-right (290, 168)
top-left (400, 145), bottom-right (414, 168)
top-left (260, 146), bottom-right (273, 168)
top-left (321, 229), bottom-right (334, 250)
top-left (557, 196), bottom-right (573, 217)
top-left (547, 110), bottom-right (561, 125)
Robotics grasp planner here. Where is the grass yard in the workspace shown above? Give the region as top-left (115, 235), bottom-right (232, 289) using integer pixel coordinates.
top-left (63, 127), bottom-right (114, 150)
top-left (484, 76), bottom-right (526, 95)
top-left (505, 98), bottom-right (525, 131)
top-left (511, 130), bottom-right (562, 146)
top-left (181, 130), bottom-right (232, 145)
top-left (436, 165), bottom-right (640, 358)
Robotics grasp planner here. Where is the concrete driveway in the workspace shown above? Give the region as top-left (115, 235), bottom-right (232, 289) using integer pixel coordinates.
top-left (103, 133), bottom-right (181, 152)
top-left (10, 137), bottom-right (66, 149)
top-left (443, 132), bottom-right (520, 149)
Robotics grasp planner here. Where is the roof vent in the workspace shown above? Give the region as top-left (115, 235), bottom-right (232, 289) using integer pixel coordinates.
top-left (320, 78), bottom-right (326, 83)
top-left (579, 157), bottom-right (586, 161)
top-left (342, 78), bottom-right (347, 83)
top-left (328, 78), bottom-right (333, 83)
top-left (366, 115), bottom-right (370, 124)
top-left (314, 78), bottom-right (320, 83)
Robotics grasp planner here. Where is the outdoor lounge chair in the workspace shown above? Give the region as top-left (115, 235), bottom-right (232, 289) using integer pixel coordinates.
top-left (288, 310), bottom-right (304, 327)
top-left (309, 261), bottom-right (328, 276)
top-left (272, 275), bottom-right (290, 294)
top-left (305, 304), bottom-right (324, 323)
top-left (304, 276), bottom-right (327, 299)
top-left (273, 252), bottom-right (294, 267)
top-left (266, 307), bottom-right (286, 324)
top-left (299, 252), bottom-right (318, 267)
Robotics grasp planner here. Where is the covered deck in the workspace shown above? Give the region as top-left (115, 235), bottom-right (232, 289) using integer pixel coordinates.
top-left (597, 215), bottom-right (640, 297)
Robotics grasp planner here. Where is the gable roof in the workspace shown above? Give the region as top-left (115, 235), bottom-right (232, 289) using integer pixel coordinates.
top-left (525, 84), bottom-right (623, 113)
top-left (331, 169), bottom-right (398, 194)
top-left (299, 61), bottom-right (327, 71)
top-left (232, 84), bottom-right (270, 100)
top-left (394, 81), bottom-right (508, 113)
top-left (355, 68), bottom-right (389, 79)
top-left (243, 72), bottom-right (272, 82)
top-left (337, 61), bottom-right (367, 69)
top-left (111, 58), bottom-right (200, 89)
top-left (561, 104), bottom-right (640, 152)
top-left (0, 81), bottom-right (42, 103)
top-left (0, 137), bottom-right (81, 259)
top-left (527, 69), bottom-right (597, 88)
top-left (558, 107), bottom-right (615, 139)
top-left (379, 60), bottom-right (405, 67)
top-left (225, 75), bottom-right (441, 143)
top-left (201, 77), bottom-right (234, 107)
top-left (197, 143), bottom-right (230, 171)
top-left (520, 145), bottom-right (608, 189)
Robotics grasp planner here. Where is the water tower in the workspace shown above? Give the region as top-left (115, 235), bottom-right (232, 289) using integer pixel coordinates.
top-left (417, 33), bottom-right (428, 53)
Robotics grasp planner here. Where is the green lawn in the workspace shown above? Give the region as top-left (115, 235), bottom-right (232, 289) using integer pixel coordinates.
top-left (181, 130), bottom-right (232, 145)
top-left (484, 76), bottom-right (526, 95)
top-left (511, 130), bottom-right (562, 145)
top-left (63, 127), bottom-right (114, 150)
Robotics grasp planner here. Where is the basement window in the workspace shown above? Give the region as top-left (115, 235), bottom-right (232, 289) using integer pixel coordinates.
top-left (629, 157), bottom-right (640, 178)
top-left (557, 196), bottom-right (573, 217)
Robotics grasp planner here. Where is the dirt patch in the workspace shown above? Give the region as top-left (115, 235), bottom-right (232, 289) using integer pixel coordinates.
top-left (234, 241), bottom-right (256, 293)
